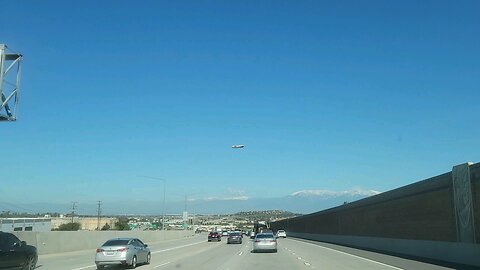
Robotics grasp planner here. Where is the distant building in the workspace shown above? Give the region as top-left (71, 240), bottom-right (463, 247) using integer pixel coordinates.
top-left (0, 218), bottom-right (52, 232)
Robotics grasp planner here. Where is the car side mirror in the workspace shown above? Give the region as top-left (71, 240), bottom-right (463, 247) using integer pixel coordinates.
top-left (21, 241), bottom-right (26, 246)
top-left (144, 244), bottom-right (148, 247)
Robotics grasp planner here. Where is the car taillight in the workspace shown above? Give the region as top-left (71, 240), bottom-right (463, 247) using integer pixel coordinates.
top-left (96, 248), bottom-right (104, 253)
top-left (269, 240), bottom-right (276, 243)
top-left (208, 234), bottom-right (212, 236)
top-left (117, 248), bottom-right (128, 252)
top-left (255, 240), bottom-right (260, 242)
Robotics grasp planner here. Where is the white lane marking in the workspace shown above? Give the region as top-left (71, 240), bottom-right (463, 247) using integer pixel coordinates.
top-left (304, 262), bottom-right (311, 266)
top-left (291, 239), bottom-right (405, 270)
top-left (152, 241), bottom-right (205, 254)
top-left (239, 251), bottom-right (243, 256)
top-left (70, 265), bottom-right (96, 270)
top-left (154, 261), bottom-right (172, 268)
top-left (298, 257), bottom-right (302, 260)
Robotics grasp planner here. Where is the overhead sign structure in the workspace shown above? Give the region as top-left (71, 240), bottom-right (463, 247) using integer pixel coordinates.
top-left (0, 44), bottom-right (23, 122)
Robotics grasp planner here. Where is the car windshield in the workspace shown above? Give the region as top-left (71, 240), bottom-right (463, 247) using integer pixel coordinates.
top-left (102, 240), bottom-right (129, 246)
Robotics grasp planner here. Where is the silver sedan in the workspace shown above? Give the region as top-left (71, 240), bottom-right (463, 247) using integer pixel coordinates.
top-left (252, 233), bottom-right (277, 253)
top-left (95, 238), bottom-right (151, 269)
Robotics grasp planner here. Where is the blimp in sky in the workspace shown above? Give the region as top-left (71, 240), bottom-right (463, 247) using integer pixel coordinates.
top-left (231, 144), bottom-right (245, 149)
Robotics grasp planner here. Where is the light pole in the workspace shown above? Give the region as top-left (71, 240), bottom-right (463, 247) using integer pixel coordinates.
top-left (183, 193), bottom-right (201, 231)
top-left (137, 176), bottom-right (166, 233)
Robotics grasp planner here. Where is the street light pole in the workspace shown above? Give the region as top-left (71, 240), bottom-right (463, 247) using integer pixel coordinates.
top-left (162, 180), bottom-right (166, 232)
top-left (137, 176), bottom-right (167, 234)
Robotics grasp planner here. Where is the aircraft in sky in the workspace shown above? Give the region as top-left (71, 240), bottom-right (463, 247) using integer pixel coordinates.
top-left (231, 145), bottom-right (245, 149)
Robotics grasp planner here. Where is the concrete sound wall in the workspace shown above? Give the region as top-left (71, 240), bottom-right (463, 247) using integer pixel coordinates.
top-left (271, 162), bottom-right (480, 267)
top-left (471, 162), bottom-right (480, 245)
top-left (13, 230), bottom-right (194, 255)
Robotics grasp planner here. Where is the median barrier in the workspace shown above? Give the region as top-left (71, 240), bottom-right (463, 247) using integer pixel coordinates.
top-left (13, 230), bottom-right (195, 255)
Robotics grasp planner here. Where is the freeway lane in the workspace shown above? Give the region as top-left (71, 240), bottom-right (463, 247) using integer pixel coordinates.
top-left (37, 234), bottom-right (207, 270)
top-left (156, 237), bottom-right (455, 270)
top-left (38, 234), bottom-right (458, 270)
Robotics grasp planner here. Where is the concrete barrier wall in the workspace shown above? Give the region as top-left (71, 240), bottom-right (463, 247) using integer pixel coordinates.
top-left (471, 162), bottom-right (480, 244)
top-left (12, 230), bottom-right (194, 255)
top-left (271, 162), bottom-right (479, 267)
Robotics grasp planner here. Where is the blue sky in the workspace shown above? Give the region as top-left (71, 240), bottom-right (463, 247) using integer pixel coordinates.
top-left (1, 1), bottom-right (480, 214)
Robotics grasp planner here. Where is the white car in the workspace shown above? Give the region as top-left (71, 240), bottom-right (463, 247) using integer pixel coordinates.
top-left (253, 233), bottom-right (277, 253)
top-left (276, 230), bottom-right (287, 238)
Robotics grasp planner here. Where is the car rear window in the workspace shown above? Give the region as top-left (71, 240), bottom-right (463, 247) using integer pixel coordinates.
top-left (103, 240), bottom-right (129, 246)
top-left (230, 233), bottom-right (241, 236)
top-left (256, 234), bottom-right (274, 239)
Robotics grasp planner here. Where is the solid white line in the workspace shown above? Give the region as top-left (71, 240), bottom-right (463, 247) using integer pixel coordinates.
top-left (291, 239), bottom-right (405, 270)
top-left (153, 261), bottom-right (172, 268)
top-left (239, 251), bottom-right (243, 256)
top-left (70, 265), bottom-right (96, 270)
top-left (151, 241), bottom-right (205, 254)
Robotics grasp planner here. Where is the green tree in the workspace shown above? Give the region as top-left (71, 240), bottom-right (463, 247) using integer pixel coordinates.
top-left (101, 223), bottom-right (111, 230)
top-left (57, 222), bottom-right (81, 231)
top-left (114, 218), bottom-right (130, 230)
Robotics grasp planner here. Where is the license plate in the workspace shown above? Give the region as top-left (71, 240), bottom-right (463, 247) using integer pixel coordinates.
top-left (106, 251), bottom-right (115, 255)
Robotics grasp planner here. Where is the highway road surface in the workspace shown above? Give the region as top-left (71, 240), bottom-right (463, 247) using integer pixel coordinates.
top-left (37, 234), bottom-right (461, 270)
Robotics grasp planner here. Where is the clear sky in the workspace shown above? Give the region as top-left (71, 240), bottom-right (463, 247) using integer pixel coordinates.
top-left (2, 1), bottom-right (480, 213)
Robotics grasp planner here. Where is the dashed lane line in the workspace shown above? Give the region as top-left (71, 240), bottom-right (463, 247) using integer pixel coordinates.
top-left (70, 265), bottom-right (96, 270)
top-left (153, 261), bottom-right (172, 268)
top-left (290, 238), bottom-right (405, 270)
top-left (151, 241), bottom-right (205, 254)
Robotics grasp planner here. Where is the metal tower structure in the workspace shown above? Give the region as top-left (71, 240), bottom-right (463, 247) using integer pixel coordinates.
top-left (0, 44), bottom-right (22, 121)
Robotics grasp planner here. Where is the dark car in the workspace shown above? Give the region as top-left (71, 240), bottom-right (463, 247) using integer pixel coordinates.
top-left (207, 232), bottom-right (221, 242)
top-left (0, 232), bottom-right (38, 270)
top-left (227, 232), bottom-right (242, 244)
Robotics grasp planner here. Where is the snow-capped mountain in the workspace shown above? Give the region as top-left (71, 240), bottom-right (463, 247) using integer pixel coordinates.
top-left (7, 188), bottom-right (382, 215)
top-left (290, 189), bottom-right (381, 198)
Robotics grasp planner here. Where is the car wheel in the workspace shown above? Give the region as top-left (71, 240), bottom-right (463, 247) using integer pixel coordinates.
top-left (129, 255), bottom-right (137, 269)
top-left (208, 239), bottom-right (211, 242)
top-left (22, 255), bottom-right (37, 270)
top-left (273, 249), bottom-right (278, 253)
top-left (96, 264), bottom-right (104, 270)
top-left (146, 253), bottom-right (151, 264)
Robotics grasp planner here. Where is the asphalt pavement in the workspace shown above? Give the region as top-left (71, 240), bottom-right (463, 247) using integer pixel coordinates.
top-left (37, 234), bottom-right (458, 270)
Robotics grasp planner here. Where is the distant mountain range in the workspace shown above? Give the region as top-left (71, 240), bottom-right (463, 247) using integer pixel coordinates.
top-left (0, 188), bottom-right (380, 216)
top-left (180, 188), bottom-right (381, 214)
